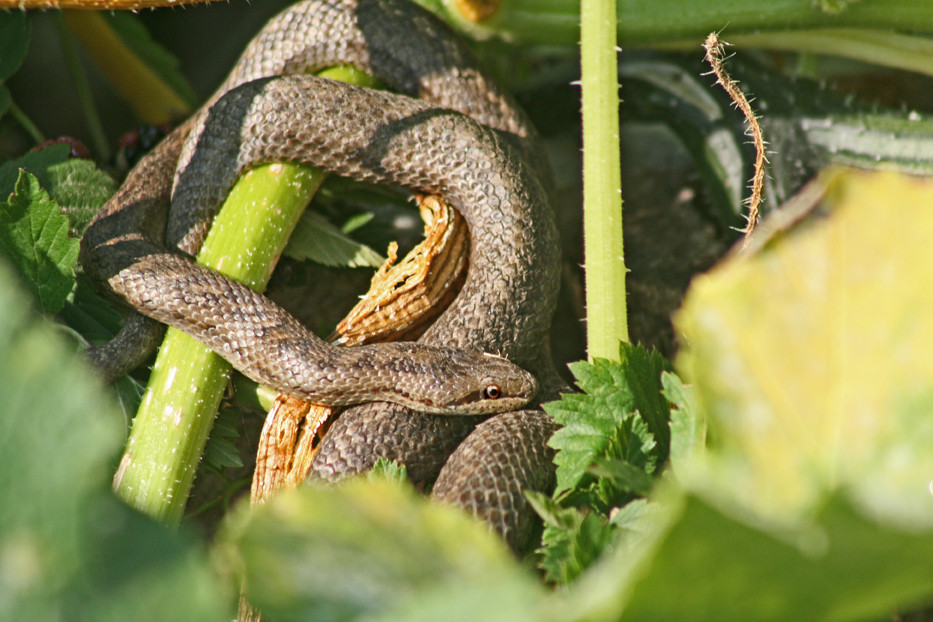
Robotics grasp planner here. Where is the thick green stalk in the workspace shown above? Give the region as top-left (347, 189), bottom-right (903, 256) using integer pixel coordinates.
top-left (418, 0), bottom-right (933, 76)
top-left (580, 0), bottom-right (627, 361)
top-left (112, 66), bottom-right (377, 524)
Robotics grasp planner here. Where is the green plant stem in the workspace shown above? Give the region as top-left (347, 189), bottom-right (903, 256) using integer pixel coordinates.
top-left (53, 12), bottom-right (110, 160)
top-left (112, 66), bottom-right (378, 524)
top-left (7, 100), bottom-right (45, 144)
top-left (580, 0), bottom-right (627, 361)
top-left (418, 0), bottom-right (933, 76)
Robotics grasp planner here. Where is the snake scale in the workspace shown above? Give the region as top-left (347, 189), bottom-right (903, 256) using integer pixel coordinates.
top-left (81, 0), bottom-right (564, 552)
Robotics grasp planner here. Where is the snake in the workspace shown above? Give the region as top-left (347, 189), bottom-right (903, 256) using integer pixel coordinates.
top-left (80, 0), bottom-right (564, 551)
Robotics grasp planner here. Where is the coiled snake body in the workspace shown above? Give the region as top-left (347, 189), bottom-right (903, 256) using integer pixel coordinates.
top-left (81, 0), bottom-right (563, 551)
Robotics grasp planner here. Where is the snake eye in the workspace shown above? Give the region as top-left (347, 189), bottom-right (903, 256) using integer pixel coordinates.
top-left (482, 384), bottom-right (502, 400)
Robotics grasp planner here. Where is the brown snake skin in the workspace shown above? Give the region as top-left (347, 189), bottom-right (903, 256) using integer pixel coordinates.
top-left (80, 0), bottom-right (565, 551)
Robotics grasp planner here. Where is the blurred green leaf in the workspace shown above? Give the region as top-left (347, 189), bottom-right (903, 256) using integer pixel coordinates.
top-left (0, 11), bottom-right (30, 82)
top-left (285, 209), bottom-right (384, 268)
top-left (0, 255), bottom-right (228, 621)
top-left (0, 84), bottom-right (9, 118)
top-left (219, 478), bottom-right (542, 622)
top-left (575, 492), bottom-right (933, 622)
top-left (0, 143), bottom-right (71, 197)
top-left (675, 168), bottom-right (933, 525)
top-left (0, 170), bottom-right (78, 313)
top-left (106, 12), bottom-right (197, 108)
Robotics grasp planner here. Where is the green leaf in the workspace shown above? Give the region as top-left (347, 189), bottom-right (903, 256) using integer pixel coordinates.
top-left (0, 84), bottom-right (10, 118)
top-left (45, 157), bottom-right (116, 235)
top-left (218, 478), bottom-right (540, 622)
top-left (588, 457), bottom-right (655, 497)
top-left (543, 343), bottom-right (668, 509)
top-left (617, 343), bottom-right (671, 457)
top-left (0, 145), bottom-right (115, 236)
top-left (370, 456), bottom-right (409, 484)
top-left (0, 170), bottom-right (79, 313)
top-left (662, 371), bottom-right (705, 478)
top-left (106, 12), bottom-right (197, 107)
top-left (0, 143), bottom-right (71, 197)
top-left (526, 491), bottom-right (615, 585)
top-left (284, 209), bottom-right (384, 268)
top-left (572, 492), bottom-right (933, 622)
top-left (341, 210), bottom-right (375, 234)
top-left (675, 169), bottom-right (933, 524)
top-left (58, 274), bottom-right (123, 345)
top-left (201, 406), bottom-right (244, 471)
top-left (0, 255), bottom-right (228, 621)
top-left (0, 10), bottom-right (30, 82)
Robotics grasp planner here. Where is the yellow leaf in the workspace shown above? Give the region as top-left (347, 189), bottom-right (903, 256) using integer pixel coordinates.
top-left (676, 168), bottom-right (933, 525)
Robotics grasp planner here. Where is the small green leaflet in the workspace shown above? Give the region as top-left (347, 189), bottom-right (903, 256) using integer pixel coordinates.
top-left (0, 144), bottom-right (115, 235)
top-left (0, 170), bottom-right (79, 314)
top-left (370, 456), bottom-right (409, 484)
top-left (543, 342), bottom-right (669, 510)
top-left (285, 209), bottom-right (384, 268)
top-left (526, 491), bottom-right (614, 585)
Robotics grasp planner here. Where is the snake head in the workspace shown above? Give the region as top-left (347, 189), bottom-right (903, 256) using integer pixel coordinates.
top-left (424, 350), bottom-right (538, 416)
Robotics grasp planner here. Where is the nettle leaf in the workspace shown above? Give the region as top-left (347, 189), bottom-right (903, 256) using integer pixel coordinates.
top-left (662, 371), bottom-right (705, 478)
top-left (526, 491), bottom-right (614, 585)
top-left (0, 170), bottom-right (79, 314)
top-left (0, 144), bottom-right (115, 236)
top-left (285, 209), bottom-right (384, 268)
top-left (0, 143), bottom-right (71, 196)
top-left (370, 456), bottom-right (409, 484)
top-left (0, 10), bottom-right (30, 82)
top-left (544, 343), bottom-right (669, 508)
top-left (45, 157), bottom-right (116, 235)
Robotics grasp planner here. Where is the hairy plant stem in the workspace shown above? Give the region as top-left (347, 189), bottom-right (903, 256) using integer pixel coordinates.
top-left (112, 66), bottom-right (378, 524)
top-left (580, 0), bottom-right (627, 361)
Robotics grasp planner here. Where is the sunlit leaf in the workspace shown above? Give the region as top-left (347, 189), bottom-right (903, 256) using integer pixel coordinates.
top-left (285, 209), bottom-right (384, 268)
top-left (572, 492), bottom-right (933, 622)
top-left (544, 343), bottom-right (667, 509)
top-left (675, 168), bottom-right (933, 524)
top-left (0, 170), bottom-right (79, 313)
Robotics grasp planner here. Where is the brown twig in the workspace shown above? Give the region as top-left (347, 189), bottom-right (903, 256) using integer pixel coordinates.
top-left (703, 32), bottom-right (768, 244)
